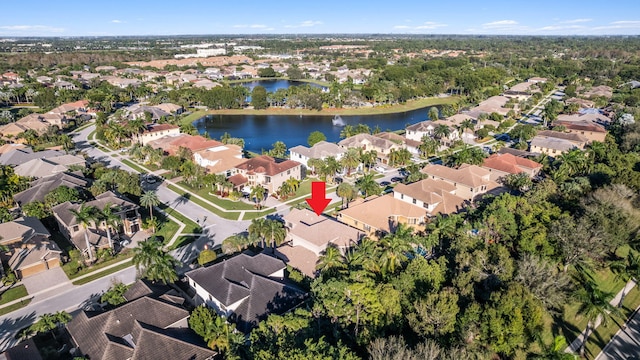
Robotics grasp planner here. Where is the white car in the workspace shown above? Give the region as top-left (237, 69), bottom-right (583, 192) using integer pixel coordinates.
top-left (375, 166), bottom-right (386, 173)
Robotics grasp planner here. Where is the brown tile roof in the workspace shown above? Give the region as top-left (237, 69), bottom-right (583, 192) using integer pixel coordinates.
top-left (144, 123), bottom-right (179, 134)
top-left (0, 217), bottom-right (50, 244)
top-left (338, 194), bottom-right (427, 233)
top-left (553, 120), bottom-right (606, 133)
top-left (482, 153), bottom-right (541, 175)
top-left (0, 143), bottom-right (26, 155)
top-left (393, 179), bottom-right (467, 215)
top-left (283, 208), bottom-right (363, 248)
top-left (338, 133), bottom-right (400, 151)
top-left (194, 144), bottom-right (245, 174)
top-left (228, 173), bottom-right (248, 186)
top-left (8, 238), bottom-right (61, 273)
top-left (421, 164), bottom-right (492, 188)
top-left (375, 132), bottom-right (421, 148)
top-left (289, 141), bottom-right (346, 159)
top-left (537, 130), bottom-right (589, 144)
top-left (274, 245), bottom-right (318, 278)
top-left (235, 155), bottom-right (300, 176)
top-left (167, 134), bottom-right (223, 153)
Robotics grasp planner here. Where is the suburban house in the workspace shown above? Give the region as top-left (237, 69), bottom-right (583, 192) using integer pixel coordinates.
top-left (52, 191), bottom-right (141, 256)
top-left (375, 132), bottom-right (421, 156)
top-left (338, 133), bottom-right (403, 164)
top-left (124, 104), bottom-right (171, 121)
top-left (148, 134), bottom-right (225, 156)
top-left (276, 208), bottom-right (364, 277)
top-left (420, 164), bottom-right (500, 200)
top-left (0, 217), bottom-right (61, 279)
top-left (185, 251), bottom-right (306, 333)
top-left (193, 144), bottom-right (244, 176)
top-left (289, 141), bottom-right (346, 169)
top-left (132, 123), bottom-right (181, 146)
top-left (13, 171), bottom-right (89, 206)
top-left (405, 121), bottom-right (436, 142)
top-left (529, 130), bottom-right (588, 156)
top-left (0, 339), bottom-right (43, 360)
top-left (337, 194), bottom-right (427, 236)
top-left (481, 153), bottom-right (543, 181)
top-left (0, 143), bottom-right (26, 155)
top-left (13, 154), bottom-right (86, 179)
top-left (66, 280), bottom-right (216, 360)
top-left (153, 103), bottom-right (184, 115)
top-left (467, 95), bottom-right (511, 117)
top-left (553, 119), bottom-right (607, 143)
top-left (49, 100), bottom-right (91, 116)
top-left (0, 148), bottom-right (64, 166)
top-left (231, 155), bottom-right (302, 194)
top-left (393, 178), bottom-right (468, 217)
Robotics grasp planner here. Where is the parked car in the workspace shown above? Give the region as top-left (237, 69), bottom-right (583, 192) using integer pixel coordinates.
top-left (391, 177), bottom-right (404, 183)
top-left (375, 166), bottom-right (387, 173)
top-left (380, 181), bottom-right (391, 186)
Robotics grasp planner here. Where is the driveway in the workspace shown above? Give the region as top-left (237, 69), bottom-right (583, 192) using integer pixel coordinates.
top-left (20, 267), bottom-right (72, 300)
top-left (596, 305), bottom-right (640, 360)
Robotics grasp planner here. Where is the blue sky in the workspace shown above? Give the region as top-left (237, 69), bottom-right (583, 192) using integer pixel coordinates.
top-left (1, 0), bottom-right (640, 37)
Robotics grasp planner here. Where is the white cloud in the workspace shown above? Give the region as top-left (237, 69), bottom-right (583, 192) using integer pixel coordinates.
top-left (482, 20), bottom-right (518, 28)
top-left (284, 20), bottom-right (323, 28)
top-left (111, 20), bottom-right (123, 23)
top-left (593, 20), bottom-right (640, 30)
top-left (0, 25), bottom-right (64, 33)
top-left (539, 25), bottom-right (585, 31)
top-left (560, 18), bottom-right (592, 24)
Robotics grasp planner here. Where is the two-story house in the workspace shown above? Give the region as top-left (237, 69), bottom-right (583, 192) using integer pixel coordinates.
top-left (289, 141), bottom-right (346, 169)
top-left (194, 144), bottom-right (245, 176)
top-left (420, 164), bottom-right (500, 200)
top-left (52, 191), bottom-right (141, 257)
top-left (185, 251), bottom-right (306, 333)
top-left (481, 153), bottom-right (543, 181)
top-left (552, 119), bottom-right (607, 143)
top-left (529, 130), bottom-right (588, 156)
top-left (338, 133), bottom-right (403, 164)
top-left (276, 208), bottom-right (363, 277)
top-left (132, 123), bottom-right (181, 146)
top-left (230, 155), bottom-right (302, 194)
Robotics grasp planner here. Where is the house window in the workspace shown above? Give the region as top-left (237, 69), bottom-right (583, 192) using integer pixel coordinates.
top-left (287, 170), bottom-right (291, 175)
top-left (265, 176), bottom-right (271, 183)
top-left (73, 225), bottom-right (79, 232)
top-left (364, 225), bottom-right (371, 231)
top-left (412, 199), bottom-right (417, 204)
top-left (400, 194), bottom-right (404, 200)
top-left (423, 203), bottom-right (429, 209)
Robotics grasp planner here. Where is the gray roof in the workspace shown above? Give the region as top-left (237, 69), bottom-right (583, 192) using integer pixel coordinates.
top-left (338, 133), bottom-right (398, 150)
top-left (0, 338), bottom-right (43, 360)
top-left (52, 191), bottom-right (138, 228)
top-left (289, 141), bottom-right (346, 159)
top-left (530, 136), bottom-right (577, 153)
top-left (13, 171), bottom-right (89, 205)
top-left (406, 120), bottom-right (435, 132)
top-left (0, 217), bottom-right (50, 244)
top-left (13, 155), bottom-right (85, 179)
top-left (66, 296), bottom-right (215, 360)
top-left (8, 238), bottom-right (61, 272)
top-left (186, 252), bottom-right (305, 333)
top-left (0, 148), bottom-right (64, 166)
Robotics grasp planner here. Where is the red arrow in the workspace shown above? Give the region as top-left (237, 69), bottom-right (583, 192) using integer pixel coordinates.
top-left (306, 181), bottom-right (331, 216)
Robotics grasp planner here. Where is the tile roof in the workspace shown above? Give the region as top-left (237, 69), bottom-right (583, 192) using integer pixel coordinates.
top-left (0, 339), bottom-right (43, 360)
top-left (289, 141), bottom-right (346, 159)
top-left (52, 191), bottom-right (138, 228)
top-left (13, 171), bottom-right (88, 205)
top-left (186, 252), bottom-right (305, 333)
top-left (405, 121), bottom-right (435, 132)
top-left (0, 217), bottom-right (50, 244)
top-left (375, 132), bottom-right (422, 148)
top-left (235, 155), bottom-right (300, 176)
top-left (283, 208), bottom-right (363, 248)
top-left (338, 133), bottom-right (399, 151)
top-left (144, 123), bottom-right (179, 134)
top-left (8, 238), bottom-right (61, 272)
top-left (0, 148), bottom-right (63, 166)
top-left (536, 130), bottom-right (589, 144)
top-left (553, 119), bottom-right (607, 133)
top-left (421, 164), bottom-right (492, 188)
top-left (274, 245), bottom-right (318, 278)
top-left (13, 155), bottom-right (85, 179)
top-left (338, 194), bottom-right (428, 233)
top-left (194, 144), bottom-right (245, 174)
top-left (66, 296), bottom-right (214, 360)
top-left (393, 179), bottom-right (467, 215)
top-left (530, 136), bottom-right (577, 152)
top-left (0, 143), bottom-right (26, 155)
top-left (482, 153), bottom-right (541, 174)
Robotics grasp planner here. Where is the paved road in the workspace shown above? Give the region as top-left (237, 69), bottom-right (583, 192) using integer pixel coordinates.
top-left (0, 267), bottom-right (136, 351)
top-left (596, 305), bottom-right (640, 360)
top-left (72, 125), bottom-right (251, 265)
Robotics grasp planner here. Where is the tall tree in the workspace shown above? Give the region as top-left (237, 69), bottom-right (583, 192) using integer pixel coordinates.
top-left (69, 204), bottom-right (99, 262)
top-left (341, 148), bottom-right (361, 176)
top-left (99, 203), bottom-right (121, 251)
top-left (140, 190), bottom-right (161, 232)
top-left (356, 173), bottom-right (382, 198)
top-left (132, 236), bottom-right (178, 284)
top-left (307, 131), bottom-right (327, 146)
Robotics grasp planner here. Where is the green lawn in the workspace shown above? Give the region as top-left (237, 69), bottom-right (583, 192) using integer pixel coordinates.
top-left (0, 285), bottom-right (28, 305)
top-left (62, 251), bottom-right (134, 280)
top-left (72, 261), bottom-right (134, 285)
top-left (121, 158), bottom-right (147, 173)
top-left (242, 209), bottom-right (276, 220)
top-left (156, 203), bottom-right (202, 233)
top-left (167, 235), bottom-right (199, 251)
top-left (165, 184), bottom-right (240, 220)
top-left (179, 182), bottom-right (255, 210)
top-left (0, 299), bottom-right (32, 316)
top-left (180, 110), bottom-right (209, 126)
top-left (543, 263), bottom-right (640, 359)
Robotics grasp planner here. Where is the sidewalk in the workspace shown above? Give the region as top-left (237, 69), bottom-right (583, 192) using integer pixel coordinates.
top-left (0, 258), bottom-right (134, 312)
top-left (565, 279), bottom-right (637, 354)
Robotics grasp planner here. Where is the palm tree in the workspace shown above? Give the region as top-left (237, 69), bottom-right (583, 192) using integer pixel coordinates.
top-left (316, 244), bottom-right (347, 277)
top-left (459, 119), bottom-right (475, 132)
top-left (140, 191), bottom-right (160, 232)
top-left (285, 177), bottom-right (300, 194)
top-left (356, 173), bottom-right (381, 198)
top-left (132, 236), bottom-right (178, 284)
top-left (336, 182), bottom-right (357, 209)
top-left (265, 219), bottom-right (286, 252)
top-left (610, 250), bottom-right (640, 307)
top-left (427, 107), bottom-right (439, 121)
top-left (323, 156), bottom-right (342, 183)
top-left (379, 224), bottom-right (413, 276)
top-left (250, 186), bottom-right (266, 209)
top-left (556, 149), bottom-right (589, 177)
top-left (341, 148), bottom-right (361, 176)
top-left (433, 124), bottom-right (451, 140)
top-left (419, 136), bottom-right (438, 158)
top-left (248, 218), bottom-right (269, 249)
top-left (99, 203), bottom-right (121, 251)
top-left (359, 150), bottom-right (377, 173)
top-left (574, 268), bottom-right (620, 357)
top-left (222, 234), bottom-right (251, 255)
top-left (69, 204), bottom-right (99, 262)
top-left (307, 158), bottom-right (324, 176)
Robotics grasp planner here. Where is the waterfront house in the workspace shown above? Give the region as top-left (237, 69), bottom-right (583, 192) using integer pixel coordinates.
top-left (338, 133), bottom-right (403, 165)
top-left (481, 153), bottom-right (542, 182)
top-left (132, 123), bottom-right (181, 146)
top-left (231, 155), bottom-right (302, 194)
top-left (289, 141), bottom-right (346, 169)
top-left (420, 164), bottom-right (500, 200)
top-left (193, 143), bottom-right (245, 176)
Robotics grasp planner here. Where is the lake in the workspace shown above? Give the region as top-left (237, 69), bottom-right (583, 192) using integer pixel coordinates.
top-left (194, 80), bottom-right (436, 153)
top-left (194, 108), bottom-right (433, 153)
